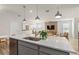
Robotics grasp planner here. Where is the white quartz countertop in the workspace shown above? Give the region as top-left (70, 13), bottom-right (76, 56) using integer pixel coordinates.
top-left (10, 33), bottom-right (77, 54)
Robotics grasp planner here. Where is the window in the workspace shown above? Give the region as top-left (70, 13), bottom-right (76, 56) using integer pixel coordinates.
top-left (63, 23), bottom-right (69, 33)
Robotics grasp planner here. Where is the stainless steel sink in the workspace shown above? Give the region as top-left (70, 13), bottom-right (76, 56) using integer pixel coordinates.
top-left (23, 37), bottom-right (41, 41)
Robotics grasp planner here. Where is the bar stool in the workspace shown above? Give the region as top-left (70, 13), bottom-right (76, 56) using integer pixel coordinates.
top-left (63, 32), bottom-right (69, 40)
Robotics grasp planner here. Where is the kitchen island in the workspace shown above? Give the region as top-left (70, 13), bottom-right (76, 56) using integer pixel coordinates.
top-left (9, 34), bottom-right (76, 55)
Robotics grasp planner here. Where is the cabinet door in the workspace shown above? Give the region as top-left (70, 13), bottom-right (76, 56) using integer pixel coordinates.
top-left (39, 52), bottom-right (48, 55)
top-left (18, 41), bottom-right (38, 55)
top-left (18, 45), bottom-right (38, 55)
top-left (39, 46), bottom-right (69, 55)
top-left (9, 38), bottom-right (18, 55)
top-left (18, 41), bottom-right (38, 50)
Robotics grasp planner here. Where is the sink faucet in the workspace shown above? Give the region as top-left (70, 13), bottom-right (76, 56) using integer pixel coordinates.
top-left (34, 30), bottom-right (39, 38)
top-left (32, 29), bottom-right (39, 38)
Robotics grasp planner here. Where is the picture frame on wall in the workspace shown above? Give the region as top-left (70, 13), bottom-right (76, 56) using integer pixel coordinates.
top-left (22, 24), bottom-right (29, 31)
top-left (25, 25), bottom-right (29, 30)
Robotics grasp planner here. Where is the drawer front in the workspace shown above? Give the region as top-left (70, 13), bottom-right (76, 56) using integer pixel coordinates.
top-left (18, 40), bottom-right (38, 49)
top-left (40, 46), bottom-right (69, 55)
top-left (18, 45), bottom-right (38, 55)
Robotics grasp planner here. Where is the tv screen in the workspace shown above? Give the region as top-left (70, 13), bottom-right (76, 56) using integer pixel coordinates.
top-left (47, 25), bottom-right (55, 30)
top-left (51, 25), bottom-right (55, 29)
top-left (47, 25), bottom-right (50, 30)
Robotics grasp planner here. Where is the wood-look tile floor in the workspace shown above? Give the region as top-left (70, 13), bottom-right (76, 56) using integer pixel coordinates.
top-left (0, 47), bottom-right (9, 55)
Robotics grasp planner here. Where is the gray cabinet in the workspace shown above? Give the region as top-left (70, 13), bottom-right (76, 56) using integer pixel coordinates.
top-left (39, 46), bottom-right (69, 55)
top-left (18, 45), bottom-right (38, 55)
top-left (18, 41), bottom-right (38, 55)
top-left (39, 52), bottom-right (48, 55)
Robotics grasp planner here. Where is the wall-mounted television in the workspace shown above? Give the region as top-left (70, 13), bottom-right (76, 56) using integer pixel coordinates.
top-left (51, 25), bottom-right (55, 29)
top-left (47, 25), bottom-right (55, 30)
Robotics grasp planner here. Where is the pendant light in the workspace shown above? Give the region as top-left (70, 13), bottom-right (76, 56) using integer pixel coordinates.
top-left (23, 5), bottom-right (26, 21)
top-left (35, 5), bottom-right (40, 20)
top-left (55, 5), bottom-right (62, 18)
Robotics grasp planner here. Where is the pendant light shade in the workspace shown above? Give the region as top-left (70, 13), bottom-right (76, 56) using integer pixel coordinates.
top-left (23, 18), bottom-right (26, 21)
top-left (23, 5), bottom-right (26, 21)
top-left (35, 16), bottom-right (40, 20)
top-left (35, 5), bottom-right (40, 20)
top-left (55, 5), bottom-right (62, 19)
top-left (55, 11), bottom-right (62, 18)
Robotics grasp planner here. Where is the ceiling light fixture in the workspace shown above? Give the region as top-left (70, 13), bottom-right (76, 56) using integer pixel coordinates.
top-left (55, 5), bottom-right (62, 18)
top-left (35, 5), bottom-right (40, 20)
top-left (23, 5), bottom-right (26, 21)
top-left (55, 11), bottom-right (62, 18)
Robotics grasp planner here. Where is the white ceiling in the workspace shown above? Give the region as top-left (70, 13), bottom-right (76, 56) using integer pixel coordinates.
top-left (0, 4), bottom-right (79, 20)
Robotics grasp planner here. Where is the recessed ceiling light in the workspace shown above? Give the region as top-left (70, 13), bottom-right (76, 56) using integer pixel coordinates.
top-left (29, 10), bottom-right (33, 13)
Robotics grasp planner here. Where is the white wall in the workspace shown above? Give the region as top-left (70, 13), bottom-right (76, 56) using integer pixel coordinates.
top-left (0, 10), bottom-right (23, 36)
top-left (10, 16), bottom-right (22, 35)
top-left (73, 18), bottom-right (79, 39)
top-left (0, 11), bottom-right (10, 36)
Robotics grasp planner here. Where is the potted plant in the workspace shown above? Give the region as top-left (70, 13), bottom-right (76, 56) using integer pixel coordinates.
top-left (39, 30), bottom-right (47, 40)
